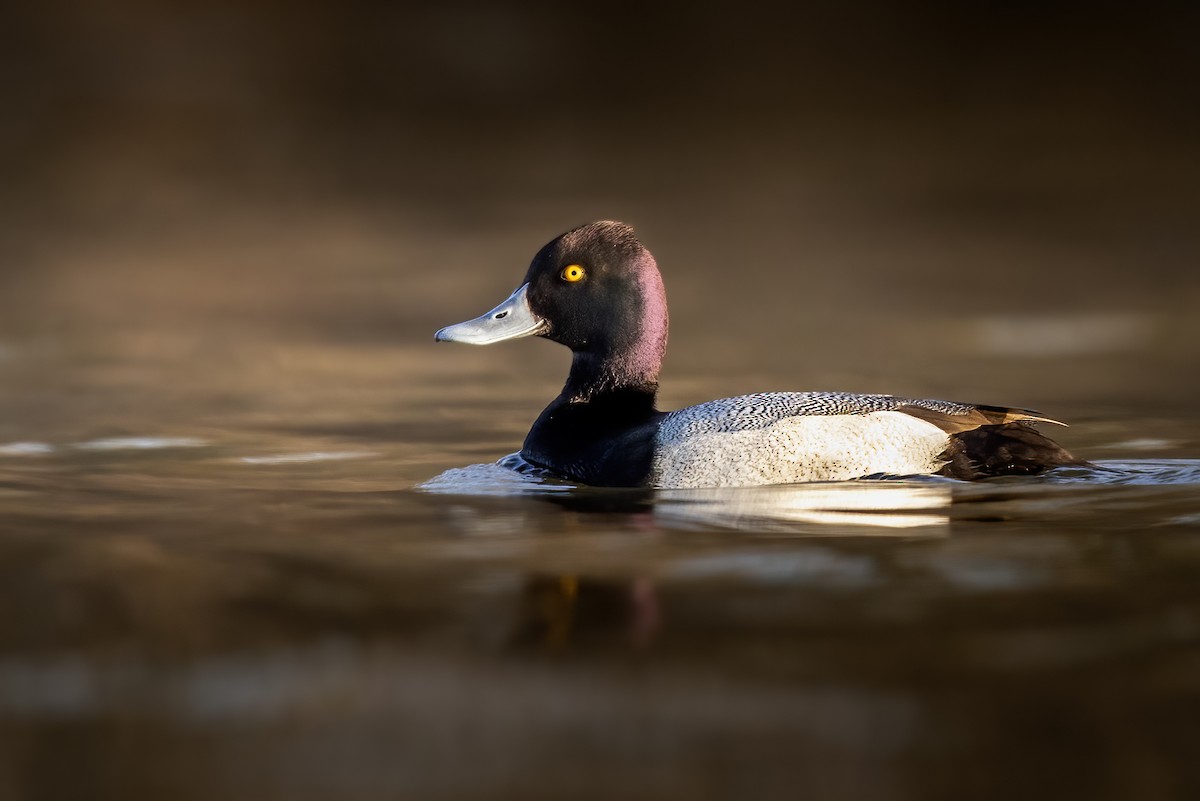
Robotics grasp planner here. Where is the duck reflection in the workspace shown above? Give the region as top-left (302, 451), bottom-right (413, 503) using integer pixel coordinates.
top-left (654, 481), bottom-right (953, 531)
top-left (422, 460), bottom-right (953, 533)
top-left (511, 574), bottom-right (661, 651)
top-left (538, 480), bottom-right (954, 533)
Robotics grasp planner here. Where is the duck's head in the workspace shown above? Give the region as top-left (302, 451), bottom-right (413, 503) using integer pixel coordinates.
top-left (436, 221), bottom-right (669, 392)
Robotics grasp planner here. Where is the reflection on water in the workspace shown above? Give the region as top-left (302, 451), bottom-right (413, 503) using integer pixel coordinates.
top-left (72, 436), bottom-right (210, 451)
top-left (511, 574), bottom-right (662, 651)
top-left (422, 465), bottom-right (956, 530)
top-left (0, 299), bottom-right (1198, 801)
top-left (239, 450), bottom-right (378, 464)
top-left (657, 482), bottom-right (953, 531)
top-left (2, 398), bottom-right (1199, 801)
top-left (1045, 459), bottom-right (1200, 485)
top-left (420, 457), bottom-right (1200, 532)
top-left (0, 441), bottom-right (54, 455)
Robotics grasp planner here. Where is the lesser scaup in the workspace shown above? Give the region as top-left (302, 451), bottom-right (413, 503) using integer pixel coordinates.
top-left (435, 221), bottom-right (1081, 487)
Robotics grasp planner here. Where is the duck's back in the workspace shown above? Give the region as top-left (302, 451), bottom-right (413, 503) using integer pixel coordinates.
top-left (651, 392), bottom-right (1077, 487)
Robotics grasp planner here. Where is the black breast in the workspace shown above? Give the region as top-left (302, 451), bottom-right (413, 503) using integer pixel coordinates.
top-left (520, 389), bottom-right (662, 488)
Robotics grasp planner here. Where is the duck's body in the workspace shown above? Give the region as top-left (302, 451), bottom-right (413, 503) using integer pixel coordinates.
top-left (436, 221), bottom-right (1081, 488)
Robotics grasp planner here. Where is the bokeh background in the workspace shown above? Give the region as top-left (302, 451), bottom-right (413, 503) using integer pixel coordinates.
top-left (3, 1), bottom-right (1198, 411)
top-left (2, 3), bottom-right (1200, 801)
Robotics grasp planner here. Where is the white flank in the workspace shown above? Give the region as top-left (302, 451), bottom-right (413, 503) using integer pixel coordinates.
top-left (653, 411), bottom-right (949, 488)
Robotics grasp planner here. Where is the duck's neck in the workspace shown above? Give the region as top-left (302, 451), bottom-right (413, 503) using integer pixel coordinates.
top-left (563, 252), bottom-right (668, 404)
top-left (525, 359), bottom-right (662, 487)
top-left (563, 350), bottom-right (660, 404)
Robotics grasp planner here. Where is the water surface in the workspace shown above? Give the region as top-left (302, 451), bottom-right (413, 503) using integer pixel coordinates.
top-left (2, 292), bottom-right (1199, 800)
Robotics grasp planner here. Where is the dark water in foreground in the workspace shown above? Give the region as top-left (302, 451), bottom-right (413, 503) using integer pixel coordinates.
top-left (1, 307), bottom-right (1199, 800)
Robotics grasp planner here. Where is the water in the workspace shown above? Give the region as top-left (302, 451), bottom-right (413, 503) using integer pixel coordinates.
top-left (2, 272), bottom-right (1199, 800)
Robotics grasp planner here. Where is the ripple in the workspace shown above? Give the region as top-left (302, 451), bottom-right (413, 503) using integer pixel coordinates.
top-left (1045, 460), bottom-right (1200, 486)
top-left (417, 462), bottom-right (573, 495)
top-left (74, 437), bottom-right (208, 451)
top-left (239, 451), bottom-right (377, 465)
top-left (0, 442), bottom-right (55, 456)
top-left (1102, 438), bottom-right (1180, 451)
top-left (417, 458), bottom-right (1200, 532)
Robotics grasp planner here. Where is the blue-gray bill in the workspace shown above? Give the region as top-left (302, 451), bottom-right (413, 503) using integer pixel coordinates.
top-left (434, 283), bottom-right (547, 344)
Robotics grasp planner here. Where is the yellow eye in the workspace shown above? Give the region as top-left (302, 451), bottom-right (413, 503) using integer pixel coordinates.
top-left (561, 264), bottom-right (586, 282)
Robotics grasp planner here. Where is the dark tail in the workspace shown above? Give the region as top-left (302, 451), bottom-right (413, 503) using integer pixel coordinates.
top-left (937, 422), bottom-right (1086, 480)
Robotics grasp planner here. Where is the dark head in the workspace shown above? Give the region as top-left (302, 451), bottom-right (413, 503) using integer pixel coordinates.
top-left (436, 221), bottom-right (669, 398)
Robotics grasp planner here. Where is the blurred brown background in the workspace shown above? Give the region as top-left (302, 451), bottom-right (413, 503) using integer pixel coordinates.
top-left (1, 1), bottom-right (1198, 432)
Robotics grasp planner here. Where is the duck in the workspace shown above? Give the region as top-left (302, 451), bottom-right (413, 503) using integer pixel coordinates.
top-left (434, 221), bottom-right (1081, 488)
